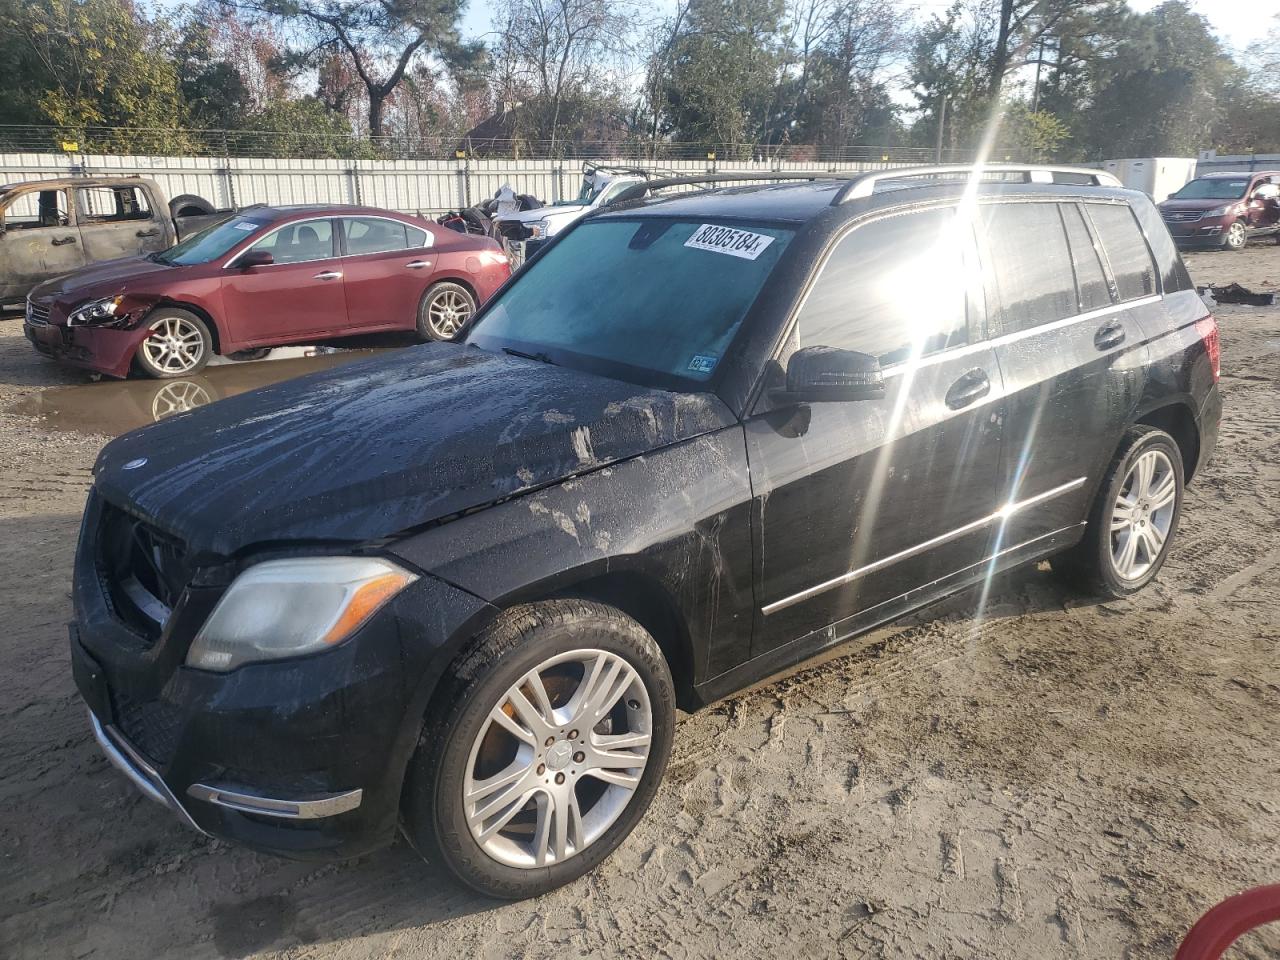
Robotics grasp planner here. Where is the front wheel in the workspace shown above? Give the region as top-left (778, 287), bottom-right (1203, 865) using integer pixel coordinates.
top-left (1050, 425), bottom-right (1184, 598)
top-left (134, 309), bottom-right (213, 379)
top-left (402, 600), bottom-right (675, 899)
top-left (417, 282), bottom-right (477, 341)
top-left (1223, 220), bottom-right (1248, 251)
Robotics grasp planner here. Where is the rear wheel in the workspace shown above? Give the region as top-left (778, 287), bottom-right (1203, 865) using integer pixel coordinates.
top-left (417, 282), bottom-right (477, 341)
top-left (402, 600), bottom-right (675, 899)
top-left (1223, 220), bottom-right (1248, 251)
top-left (134, 309), bottom-right (212, 379)
top-left (1050, 425), bottom-right (1184, 598)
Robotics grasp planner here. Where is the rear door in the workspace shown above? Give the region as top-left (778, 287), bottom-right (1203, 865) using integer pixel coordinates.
top-left (220, 217), bottom-right (348, 343)
top-left (746, 206), bottom-right (1005, 657)
top-left (0, 185), bottom-right (84, 301)
top-left (75, 184), bottom-right (167, 262)
top-left (339, 216), bottom-right (434, 331)
top-left (980, 199), bottom-right (1153, 550)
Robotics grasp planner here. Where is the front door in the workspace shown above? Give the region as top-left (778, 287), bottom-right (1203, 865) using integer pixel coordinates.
top-left (220, 218), bottom-right (348, 343)
top-left (339, 216), bottom-right (435, 331)
top-left (746, 207), bottom-right (1004, 658)
top-left (0, 186), bottom-right (84, 302)
top-left (74, 184), bottom-right (168, 263)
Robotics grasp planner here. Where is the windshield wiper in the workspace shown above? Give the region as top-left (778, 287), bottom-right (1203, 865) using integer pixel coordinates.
top-left (503, 347), bottom-right (557, 366)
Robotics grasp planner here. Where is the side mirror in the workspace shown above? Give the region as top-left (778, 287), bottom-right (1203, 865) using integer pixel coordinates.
top-left (237, 249), bottom-right (274, 268)
top-left (773, 345), bottom-right (885, 404)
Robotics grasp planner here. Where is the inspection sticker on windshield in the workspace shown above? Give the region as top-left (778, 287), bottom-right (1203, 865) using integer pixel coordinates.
top-left (233, 222), bottom-right (258, 231)
top-left (684, 224), bottom-right (775, 260)
top-left (688, 354), bottom-right (718, 374)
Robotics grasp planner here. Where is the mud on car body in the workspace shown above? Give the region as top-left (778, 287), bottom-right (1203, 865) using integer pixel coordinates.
top-left (71, 165), bottom-right (1222, 899)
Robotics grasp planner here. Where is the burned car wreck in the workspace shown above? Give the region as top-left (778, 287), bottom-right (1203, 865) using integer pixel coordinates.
top-left (72, 166), bottom-right (1220, 900)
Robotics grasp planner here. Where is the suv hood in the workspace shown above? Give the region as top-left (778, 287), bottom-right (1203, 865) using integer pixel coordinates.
top-left (497, 204), bottom-right (588, 225)
top-left (1158, 197), bottom-right (1242, 212)
top-left (93, 343), bottom-right (735, 560)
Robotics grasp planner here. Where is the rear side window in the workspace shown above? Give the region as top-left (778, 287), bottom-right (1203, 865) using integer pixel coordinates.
top-left (1086, 203), bottom-right (1157, 301)
top-left (405, 224), bottom-right (431, 248)
top-left (981, 202), bottom-right (1077, 334)
top-left (78, 185), bottom-right (151, 223)
top-left (344, 217), bottom-right (409, 255)
top-left (1061, 204), bottom-right (1111, 312)
top-left (1130, 196), bottom-right (1192, 293)
top-left (797, 208), bottom-right (968, 365)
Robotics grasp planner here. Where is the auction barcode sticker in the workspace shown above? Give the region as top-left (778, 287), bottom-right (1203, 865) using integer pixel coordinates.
top-left (684, 223), bottom-right (776, 261)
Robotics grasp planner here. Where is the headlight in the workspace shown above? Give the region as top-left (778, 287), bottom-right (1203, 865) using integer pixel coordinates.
top-left (68, 295), bottom-right (124, 326)
top-left (1205, 204), bottom-right (1238, 218)
top-left (186, 556), bottom-right (417, 672)
top-left (527, 219), bottom-right (552, 239)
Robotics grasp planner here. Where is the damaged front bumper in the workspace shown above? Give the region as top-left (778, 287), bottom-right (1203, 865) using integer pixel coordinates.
top-left (24, 318), bottom-right (148, 378)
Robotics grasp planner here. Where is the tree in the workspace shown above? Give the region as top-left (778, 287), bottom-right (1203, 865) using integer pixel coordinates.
top-left (228, 0), bottom-right (467, 138)
top-left (0, 0), bottom-right (189, 151)
top-left (662, 0), bottom-right (785, 150)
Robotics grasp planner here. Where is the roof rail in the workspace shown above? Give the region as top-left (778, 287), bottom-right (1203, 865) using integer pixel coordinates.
top-left (831, 164), bottom-right (1122, 203)
top-left (611, 170), bottom-right (845, 206)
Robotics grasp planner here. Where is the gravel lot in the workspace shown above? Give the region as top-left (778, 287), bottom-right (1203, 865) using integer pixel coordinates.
top-left (1, 245), bottom-right (1278, 960)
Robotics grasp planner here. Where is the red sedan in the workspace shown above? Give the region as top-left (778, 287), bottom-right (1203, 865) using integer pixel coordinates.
top-left (22, 204), bottom-right (512, 378)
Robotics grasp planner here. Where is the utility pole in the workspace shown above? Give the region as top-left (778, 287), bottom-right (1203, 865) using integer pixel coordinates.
top-left (935, 96), bottom-right (948, 162)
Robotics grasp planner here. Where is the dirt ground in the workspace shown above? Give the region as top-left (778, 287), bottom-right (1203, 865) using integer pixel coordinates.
top-left (1, 244), bottom-right (1278, 960)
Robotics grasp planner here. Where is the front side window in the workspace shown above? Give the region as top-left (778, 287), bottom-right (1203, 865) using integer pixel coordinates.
top-left (344, 217), bottom-right (408, 255)
top-left (250, 219), bottom-right (336, 264)
top-left (467, 218), bottom-right (793, 388)
top-left (154, 215), bottom-right (270, 265)
top-left (1, 188), bottom-right (70, 230)
top-left (981, 202), bottom-right (1077, 335)
top-left (1086, 203), bottom-right (1156, 302)
top-left (78, 186), bottom-right (151, 223)
top-left (796, 208), bottom-right (969, 365)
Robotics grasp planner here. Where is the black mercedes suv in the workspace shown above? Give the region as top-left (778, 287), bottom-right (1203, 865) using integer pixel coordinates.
top-left (70, 164), bottom-right (1222, 899)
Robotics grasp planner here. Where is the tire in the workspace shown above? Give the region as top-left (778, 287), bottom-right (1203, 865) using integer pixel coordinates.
top-left (416, 281), bottom-right (478, 341)
top-left (1050, 425), bottom-right (1184, 599)
top-left (1223, 220), bottom-right (1248, 251)
top-left (134, 308), bottom-right (213, 379)
top-left (402, 599), bottom-right (676, 899)
top-left (168, 193), bottom-right (215, 219)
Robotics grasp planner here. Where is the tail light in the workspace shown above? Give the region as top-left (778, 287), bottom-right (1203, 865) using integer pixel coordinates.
top-left (1195, 314), bottom-right (1220, 383)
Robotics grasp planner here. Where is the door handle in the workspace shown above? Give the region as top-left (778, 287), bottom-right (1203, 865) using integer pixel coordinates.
top-left (312, 271), bottom-right (343, 281)
top-left (1094, 320), bottom-right (1126, 351)
top-left (136, 228), bottom-right (160, 238)
top-left (945, 369), bottom-right (991, 410)
top-left (51, 235), bottom-right (77, 246)
top-left (405, 260), bottom-right (432, 269)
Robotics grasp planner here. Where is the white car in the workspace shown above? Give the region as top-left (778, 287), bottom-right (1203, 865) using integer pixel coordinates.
top-left (495, 164), bottom-right (650, 258)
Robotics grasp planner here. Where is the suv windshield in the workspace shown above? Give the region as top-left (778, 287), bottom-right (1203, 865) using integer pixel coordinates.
top-left (466, 218), bottom-right (794, 389)
top-left (153, 215), bottom-right (268, 265)
top-left (1169, 178), bottom-right (1250, 201)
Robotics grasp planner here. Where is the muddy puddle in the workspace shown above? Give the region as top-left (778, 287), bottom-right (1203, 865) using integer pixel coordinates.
top-left (8, 349), bottom-right (384, 436)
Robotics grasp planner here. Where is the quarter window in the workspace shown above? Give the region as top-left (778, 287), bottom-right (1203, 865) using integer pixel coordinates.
top-left (406, 224), bottom-right (430, 248)
top-left (344, 217), bottom-right (409, 255)
top-left (796, 209), bottom-right (969, 365)
top-left (981, 202), bottom-right (1077, 335)
top-left (1061, 204), bottom-right (1111, 312)
top-left (248, 219), bottom-right (335, 264)
top-left (1086, 203), bottom-right (1157, 302)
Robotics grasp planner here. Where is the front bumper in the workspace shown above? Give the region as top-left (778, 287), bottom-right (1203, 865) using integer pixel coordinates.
top-left (1162, 216), bottom-right (1231, 248)
top-left (24, 318), bottom-right (148, 378)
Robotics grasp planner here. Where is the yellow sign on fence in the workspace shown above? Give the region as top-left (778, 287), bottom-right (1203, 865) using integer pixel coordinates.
top-left (61, 141), bottom-right (78, 152)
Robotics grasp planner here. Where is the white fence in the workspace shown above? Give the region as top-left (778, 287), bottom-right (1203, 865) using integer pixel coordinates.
top-left (0, 152), bottom-right (921, 216)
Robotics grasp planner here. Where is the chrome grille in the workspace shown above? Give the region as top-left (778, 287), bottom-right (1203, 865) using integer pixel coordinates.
top-left (1162, 210), bottom-right (1203, 223)
top-left (25, 298), bottom-right (50, 325)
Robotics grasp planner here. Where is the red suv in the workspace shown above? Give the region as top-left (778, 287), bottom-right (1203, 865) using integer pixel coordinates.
top-left (1158, 171), bottom-right (1280, 251)
top-left (22, 205), bottom-right (512, 378)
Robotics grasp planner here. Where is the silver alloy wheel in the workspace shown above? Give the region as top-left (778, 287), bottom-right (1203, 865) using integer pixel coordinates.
top-left (1226, 221), bottom-right (1247, 249)
top-left (150, 381), bottom-right (212, 421)
top-left (1110, 448), bottom-right (1177, 580)
top-left (463, 648), bottom-right (653, 869)
top-left (142, 315), bottom-right (205, 374)
top-left (426, 288), bottom-right (473, 338)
